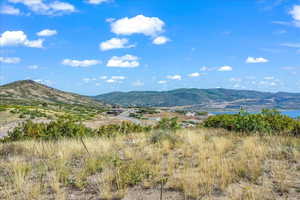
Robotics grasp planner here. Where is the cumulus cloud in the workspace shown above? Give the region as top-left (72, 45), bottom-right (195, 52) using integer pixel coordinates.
top-left (158, 80), bottom-right (167, 84)
top-left (106, 79), bottom-right (116, 83)
top-left (0, 57), bottom-right (21, 64)
top-left (289, 5), bottom-right (300, 27)
top-left (37, 29), bottom-right (57, 37)
top-left (105, 76), bottom-right (126, 84)
top-left (0, 5), bottom-right (21, 15)
top-left (0, 31), bottom-right (44, 48)
top-left (110, 15), bottom-right (165, 37)
top-left (106, 54), bottom-right (139, 68)
top-left (86, 0), bottom-right (109, 4)
top-left (218, 66), bottom-right (233, 72)
top-left (152, 36), bottom-right (170, 45)
top-left (246, 57), bottom-right (269, 63)
top-left (8, 0), bottom-right (75, 16)
top-left (62, 59), bottom-right (100, 67)
top-left (100, 38), bottom-right (134, 51)
top-left (188, 72), bottom-right (203, 77)
top-left (166, 75), bottom-right (182, 80)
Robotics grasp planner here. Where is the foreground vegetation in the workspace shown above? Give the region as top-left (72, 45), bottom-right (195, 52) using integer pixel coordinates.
top-left (1, 109), bottom-right (299, 199)
top-left (1, 128), bottom-right (299, 199)
top-left (204, 109), bottom-right (300, 136)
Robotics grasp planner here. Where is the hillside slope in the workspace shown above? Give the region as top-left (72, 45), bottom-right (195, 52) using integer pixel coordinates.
top-left (0, 80), bottom-right (103, 107)
top-left (94, 88), bottom-right (300, 109)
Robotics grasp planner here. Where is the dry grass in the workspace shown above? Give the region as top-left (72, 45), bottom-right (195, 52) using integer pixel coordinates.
top-left (0, 128), bottom-right (299, 200)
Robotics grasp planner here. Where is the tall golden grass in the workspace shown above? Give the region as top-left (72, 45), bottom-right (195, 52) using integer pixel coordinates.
top-left (0, 128), bottom-right (299, 199)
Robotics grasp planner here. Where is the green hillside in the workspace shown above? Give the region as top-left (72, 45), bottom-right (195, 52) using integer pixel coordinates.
top-left (94, 88), bottom-right (300, 109)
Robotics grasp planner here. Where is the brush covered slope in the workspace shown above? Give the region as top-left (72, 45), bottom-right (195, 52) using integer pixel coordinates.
top-left (94, 88), bottom-right (300, 109)
top-left (0, 80), bottom-right (104, 107)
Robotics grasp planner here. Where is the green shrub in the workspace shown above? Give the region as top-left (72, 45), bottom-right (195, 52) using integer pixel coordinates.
top-left (155, 117), bottom-right (180, 131)
top-left (149, 130), bottom-right (181, 146)
top-left (2, 117), bottom-right (182, 142)
top-left (4, 116), bottom-right (94, 141)
top-left (204, 109), bottom-right (299, 136)
top-left (96, 121), bottom-right (152, 138)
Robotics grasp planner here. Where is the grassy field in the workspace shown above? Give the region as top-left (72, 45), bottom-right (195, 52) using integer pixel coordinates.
top-left (0, 128), bottom-right (299, 200)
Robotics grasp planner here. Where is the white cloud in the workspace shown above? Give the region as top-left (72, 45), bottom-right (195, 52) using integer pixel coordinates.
top-left (152, 36), bottom-right (170, 45)
top-left (62, 59), bottom-right (100, 67)
top-left (28, 65), bottom-right (39, 69)
top-left (200, 66), bottom-right (216, 71)
top-left (0, 5), bottom-right (21, 15)
top-left (0, 31), bottom-right (43, 48)
top-left (8, 0), bottom-right (75, 16)
top-left (106, 79), bottom-right (116, 83)
top-left (82, 77), bottom-right (97, 83)
top-left (50, 1), bottom-right (74, 12)
top-left (280, 43), bottom-right (300, 48)
top-left (106, 17), bottom-right (115, 23)
top-left (264, 76), bottom-right (274, 80)
top-left (272, 21), bottom-right (291, 26)
top-left (34, 79), bottom-right (53, 86)
top-left (106, 54), bottom-right (139, 68)
top-left (111, 15), bottom-right (165, 37)
top-left (218, 66), bottom-right (233, 72)
top-left (100, 38), bottom-right (134, 51)
top-left (158, 80), bottom-right (167, 84)
top-left (87, 0), bottom-right (109, 5)
top-left (166, 75), bottom-right (182, 80)
top-left (0, 57), bottom-right (21, 64)
top-left (105, 76), bottom-right (126, 83)
top-left (99, 76), bottom-right (107, 80)
top-left (229, 77), bottom-right (242, 82)
top-left (111, 76), bottom-right (125, 80)
top-left (289, 5), bottom-right (300, 27)
top-left (200, 66), bottom-right (209, 71)
top-left (246, 57), bottom-right (269, 63)
top-left (132, 80), bottom-right (144, 87)
top-left (188, 72), bottom-right (203, 77)
top-left (37, 29), bottom-right (57, 37)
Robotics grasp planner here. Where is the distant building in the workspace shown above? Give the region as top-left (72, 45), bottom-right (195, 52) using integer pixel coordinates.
top-left (106, 109), bottom-right (123, 116)
top-left (185, 112), bottom-right (196, 117)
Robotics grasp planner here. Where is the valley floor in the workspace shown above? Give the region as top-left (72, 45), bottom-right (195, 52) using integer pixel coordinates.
top-left (0, 129), bottom-right (300, 200)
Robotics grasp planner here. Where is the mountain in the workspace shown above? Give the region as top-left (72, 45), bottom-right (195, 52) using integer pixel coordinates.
top-left (94, 88), bottom-right (300, 110)
top-left (0, 80), bottom-right (104, 107)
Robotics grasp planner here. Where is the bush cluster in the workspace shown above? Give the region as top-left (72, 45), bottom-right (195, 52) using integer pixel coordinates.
top-left (10, 107), bottom-right (48, 119)
top-left (5, 117), bottom-right (94, 141)
top-left (204, 109), bottom-right (300, 136)
top-left (95, 122), bottom-right (152, 138)
top-left (2, 117), bottom-right (182, 142)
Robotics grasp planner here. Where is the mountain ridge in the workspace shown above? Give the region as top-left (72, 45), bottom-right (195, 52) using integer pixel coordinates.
top-left (0, 80), bottom-right (104, 107)
top-left (93, 88), bottom-right (300, 109)
top-left (1, 80), bottom-right (300, 110)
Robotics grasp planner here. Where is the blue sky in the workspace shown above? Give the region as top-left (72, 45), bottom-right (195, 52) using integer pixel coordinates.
top-left (1, 0), bottom-right (300, 95)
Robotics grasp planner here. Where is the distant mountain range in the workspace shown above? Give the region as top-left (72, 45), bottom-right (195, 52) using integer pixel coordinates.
top-left (94, 88), bottom-right (300, 110)
top-left (1, 80), bottom-right (300, 110)
top-left (0, 80), bottom-right (103, 107)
